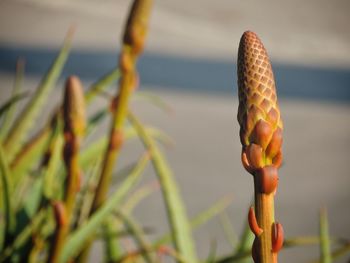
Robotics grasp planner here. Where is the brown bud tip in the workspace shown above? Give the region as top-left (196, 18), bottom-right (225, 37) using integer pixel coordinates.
top-left (245, 144), bottom-right (264, 171)
top-left (241, 149), bottom-right (254, 174)
top-left (266, 128), bottom-right (283, 159)
top-left (123, 0), bottom-right (154, 55)
top-left (251, 119), bottom-right (273, 150)
top-left (110, 129), bottom-right (124, 150)
top-left (272, 150), bottom-right (283, 168)
top-left (52, 201), bottom-right (67, 227)
top-left (63, 76), bottom-right (86, 137)
top-left (272, 222), bottom-right (284, 253)
top-left (255, 165), bottom-right (279, 194)
top-left (248, 206), bottom-right (263, 236)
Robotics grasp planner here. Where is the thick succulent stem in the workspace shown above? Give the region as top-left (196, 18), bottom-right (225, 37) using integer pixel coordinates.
top-left (254, 181), bottom-right (274, 263)
top-left (237, 31), bottom-right (284, 263)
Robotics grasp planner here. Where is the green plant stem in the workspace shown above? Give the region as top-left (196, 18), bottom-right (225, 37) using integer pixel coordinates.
top-left (254, 176), bottom-right (275, 263)
top-left (319, 208), bottom-right (331, 263)
top-left (0, 58), bottom-right (25, 140)
top-left (128, 112), bottom-right (198, 262)
top-left (0, 144), bottom-right (15, 249)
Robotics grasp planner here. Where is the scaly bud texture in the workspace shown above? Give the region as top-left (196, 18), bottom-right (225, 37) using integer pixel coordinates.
top-left (237, 31), bottom-right (284, 263)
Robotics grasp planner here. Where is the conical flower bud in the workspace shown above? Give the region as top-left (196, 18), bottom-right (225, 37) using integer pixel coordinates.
top-left (237, 31), bottom-right (283, 173)
top-left (123, 0), bottom-right (154, 55)
top-left (63, 76), bottom-right (86, 137)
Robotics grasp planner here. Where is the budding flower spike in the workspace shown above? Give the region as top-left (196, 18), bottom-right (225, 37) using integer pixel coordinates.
top-left (237, 31), bottom-right (284, 263)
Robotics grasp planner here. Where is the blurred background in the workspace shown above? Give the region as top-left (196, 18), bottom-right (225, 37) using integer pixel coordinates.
top-left (0, 0), bottom-right (350, 262)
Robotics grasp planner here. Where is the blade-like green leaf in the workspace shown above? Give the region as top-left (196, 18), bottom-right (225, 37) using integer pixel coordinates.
top-left (10, 126), bottom-right (51, 183)
top-left (0, 208), bottom-right (48, 261)
top-left (105, 180), bottom-right (159, 262)
top-left (43, 127), bottom-right (64, 200)
top-left (114, 210), bottom-right (156, 263)
top-left (234, 218), bottom-right (254, 263)
top-left (84, 68), bottom-right (120, 104)
top-left (220, 212), bottom-right (238, 250)
top-left (3, 30), bottom-right (73, 161)
top-left (0, 145), bottom-right (15, 249)
top-left (128, 112), bottom-right (198, 262)
top-left (60, 152), bottom-right (150, 263)
top-left (320, 208), bottom-right (331, 263)
top-left (0, 91), bottom-right (28, 116)
top-left (0, 58), bottom-right (26, 139)
top-left (133, 91), bottom-right (173, 114)
top-left (78, 125), bottom-right (173, 174)
top-left (122, 180), bottom-right (159, 213)
top-left (155, 196), bottom-right (233, 246)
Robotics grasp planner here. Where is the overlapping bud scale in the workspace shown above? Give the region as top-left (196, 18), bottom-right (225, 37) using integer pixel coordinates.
top-left (237, 31), bottom-right (283, 175)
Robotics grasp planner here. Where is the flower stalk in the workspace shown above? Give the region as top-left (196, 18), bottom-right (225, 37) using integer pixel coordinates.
top-left (77, 0), bottom-right (154, 260)
top-left (91, 0), bottom-right (153, 216)
top-left (47, 76), bottom-right (86, 263)
top-left (237, 31), bottom-right (284, 263)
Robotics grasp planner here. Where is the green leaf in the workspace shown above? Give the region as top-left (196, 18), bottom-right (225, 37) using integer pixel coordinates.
top-left (60, 152), bottom-right (150, 263)
top-left (0, 208), bottom-right (48, 261)
top-left (84, 68), bottom-right (120, 104)
top-left (114, 210), bottom-right (156, 263)
top-left (155, 195), bottom-right (233, 246)
top-left (3, 30), bottom-right (73, 161)
top-left (10, 127), bottom-right (51, 184)
top-left (128, 112), bottom-right (198, 262)
top-left (122, 180), bottom-right (159, 213)
top-left (0, 58), bottom-right (26, 139)
top-left (320, 208), bottom-right (332, 263)
top-left (234, 218), bottom-right (254, 263)
top-left (133, 91), bottom-right (173, 114)
top-left (42, 126), bottom-right (64, 200)
top-left (0, 144), bottom-right (15, 249)
top-left (0, 92), bottom-right (28, 125)
top-left (220, 212), bottom-right (238, 250)
top-left (79, 125), bottom-right (173, 174)
top-left (105, 180), bottom-right (159, 262)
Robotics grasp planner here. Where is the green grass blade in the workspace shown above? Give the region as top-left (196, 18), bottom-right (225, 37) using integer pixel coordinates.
top-left (128, 112), bottom-right (198, 262)
top-left (220, 212), bottom-right (238, 250)
top-left (0, 91), bottom-right (28, 116)
top-left (105, 181), bottom-right (159, 262)
top-left (3, 30), bottom-right (73, 161)
top-left (79, 126), bottom-right (172, 173)
top-left (60, 152), bottom-right (150, 263)
top-left (0, 58), bottom-right (26, 139)
top-left (320, 208), bottom-right (332, 263)
top-left (234, 219), bottom-right (254, 263)
top-left (114, 210), bottom-right (156, 263)
top-left (84, 68), bottom-right (120, 104)
top-left (133, 91), bottom-right (173, 114)
top-left (122, 180), bottom-right (159, 213)
top-left (0, 208), bottom-right (48, 261)
top-left (43, 129), bottom-right (64, 200)
top-left (0, 145), bottom-right (15, 249)
top-left (155, 195), bottom-right (232, 246)
top-left (10, 127), bottom-right (51, 183)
